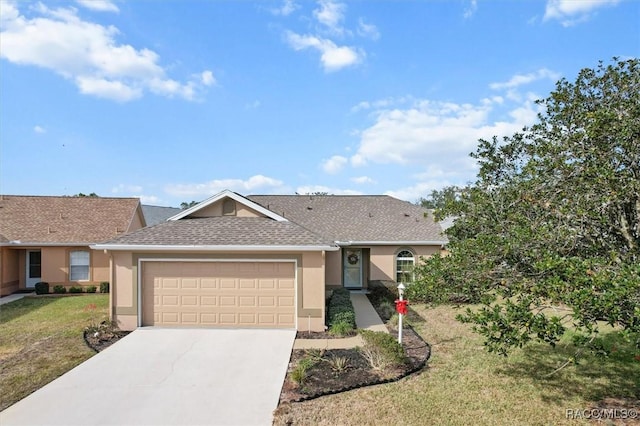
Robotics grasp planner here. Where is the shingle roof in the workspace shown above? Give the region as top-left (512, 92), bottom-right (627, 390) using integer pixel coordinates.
top-left (99, 217), bottom-right (333, 247)
top-left (0, 195), bottom-right (143, 244)
top-left (142, 205), bottom-right (181, 226)
top-left (248, 195), bottom-right (447, 243)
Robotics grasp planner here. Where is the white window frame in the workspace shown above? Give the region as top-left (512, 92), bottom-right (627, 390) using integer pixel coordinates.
top-left (396, 249), bottom-right (415, 283)
top-left (69, 250), bottom-right (90, 281)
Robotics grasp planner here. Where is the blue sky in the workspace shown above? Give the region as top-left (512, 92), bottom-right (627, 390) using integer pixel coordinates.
top-left (1, 0), bottom-right (638, 207)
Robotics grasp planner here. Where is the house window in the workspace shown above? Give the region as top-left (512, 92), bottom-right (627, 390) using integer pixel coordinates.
top-left (70, 250), bottom-right (90, 281)
top-left (222, 199), bottom-right (236, 216)
top-left (396, 250), bottom-right (415, 283)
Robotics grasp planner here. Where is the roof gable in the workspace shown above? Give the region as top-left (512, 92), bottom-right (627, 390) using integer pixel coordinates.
top-left (169, 190), bottom-right (287, 222)
top-left (0, 195), bottom-right (144, 245)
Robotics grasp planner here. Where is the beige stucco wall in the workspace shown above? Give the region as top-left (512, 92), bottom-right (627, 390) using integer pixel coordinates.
top-left (1, 246), bottom-right (111, 292)
top-left (0, 248), bottom-right (19, 296)
top-left (110, 250), bottom-right (328, 332)
top-left (128, 207), bottom-right (146, 232)
top-left (369, 245), bottom-right (441, 281)
top-left (325, 250), bottom-right (342, 287)
top-left (189, 198), bottom-right (265, 219)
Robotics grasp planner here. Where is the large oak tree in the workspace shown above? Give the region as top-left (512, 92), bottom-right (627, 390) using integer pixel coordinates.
top-left (410, 58), bottom-right (639, 357)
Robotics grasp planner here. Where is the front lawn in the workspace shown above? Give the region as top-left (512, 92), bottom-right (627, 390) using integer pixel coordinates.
top-left (0, 295), bottom-right (109, 411)
top-left (274, 303), bottom-right (640, 425)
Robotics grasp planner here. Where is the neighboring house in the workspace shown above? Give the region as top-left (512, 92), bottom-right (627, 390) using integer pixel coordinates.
top-left (93, 190), bottom-right (446, 332)
top-left (0, 195), bottom-right (145, 296)
top-left (141, 205), bottom-right (181, 226)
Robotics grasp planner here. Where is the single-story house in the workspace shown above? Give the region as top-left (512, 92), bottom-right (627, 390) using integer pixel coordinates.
top-left (93, 190), bottom-right (447, 332)
top-left (0, 195), bottom-right (145, 296)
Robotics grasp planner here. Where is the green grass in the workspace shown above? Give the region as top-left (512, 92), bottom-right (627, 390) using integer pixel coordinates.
top-left (274, 303), bottom-right (640, 425)
top-left (0, 295), bottom-right (109, 411)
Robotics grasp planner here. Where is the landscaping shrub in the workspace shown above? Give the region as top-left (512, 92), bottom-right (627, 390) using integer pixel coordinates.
top-left (359, 330), bottom-right (407, 371)
top-left (367, 282), bottom-right (397, 306)
top-left (85, 286), bottom-right (97, 293)
top-left (326, 288), bottom-right (356, 333)
top-left (69, 286), bottom-right (83, 294)
top-left (290, 355), bottom-right (319, 385)
top-left (377, 300), bottom-right (396, 321)
top-left (34, 281), bottom-right (49, 295)
top-left (329, 320), bottom-right (353, 337)
top-left (53, 285), bottom-right (67, 294)
top-left (388, 312), bottom-right (412, 329)
top-left (100, 282), bottom-right (109, 293)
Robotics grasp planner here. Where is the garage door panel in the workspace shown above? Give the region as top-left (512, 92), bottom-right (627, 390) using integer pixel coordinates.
top-left (220, 278), bottom-right (236, 289)
top-left (201, 296), bottom-right (217, 306)
top-left (143, 261), bottom-right (296, 328)
top-left (278, 279), bottom-right (295, 290)
top-left (201, 278), bottom-right (217, 289)
top-left (181, 295), bottom-right (198, 306)
top-left (181, 278), bottom-right (198, 289)
top-left (201, 313), bottom-right (218, 324)
top-left (239, 279), bottom-right (256, 289)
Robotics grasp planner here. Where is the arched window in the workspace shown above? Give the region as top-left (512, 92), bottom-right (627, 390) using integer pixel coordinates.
top-left (396, 250), bottom-right (415, 283)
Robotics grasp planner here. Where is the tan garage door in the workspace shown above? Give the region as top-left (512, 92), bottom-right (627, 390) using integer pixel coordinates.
top-left (142, 261), bottom-right (296, 328)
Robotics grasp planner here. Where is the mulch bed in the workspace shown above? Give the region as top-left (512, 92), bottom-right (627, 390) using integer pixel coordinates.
top-left (279, 325), bottom-right (430, 404)
top-left (83, 327), bottom-right (130, 352)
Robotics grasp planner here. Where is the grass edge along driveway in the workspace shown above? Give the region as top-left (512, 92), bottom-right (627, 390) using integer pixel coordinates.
top-left (0, 294), bottom-right (109, 411)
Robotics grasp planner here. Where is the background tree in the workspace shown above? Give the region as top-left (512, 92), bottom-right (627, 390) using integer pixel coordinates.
top-left (410, 58), bottom-right (639, 359)
top-left (180, 201), bottom-right (199, 209)
top-left (418, 186), bottom-right (468, 214)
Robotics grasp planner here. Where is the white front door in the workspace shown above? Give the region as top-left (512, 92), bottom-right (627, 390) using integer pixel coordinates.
top-left (26, 250), bottom-right (42, 288)
top-left (343, 249), bottom-right (362, 289)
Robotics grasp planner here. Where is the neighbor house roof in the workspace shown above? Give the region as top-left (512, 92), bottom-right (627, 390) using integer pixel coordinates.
top-left (142, 205), bottom-right (181, 226)
top-left (248, 195), bottom-right (447, 244)
top-left (92, 217), bottom-right (338, 251)
top-left (0, 195), bottom-right (144, 245)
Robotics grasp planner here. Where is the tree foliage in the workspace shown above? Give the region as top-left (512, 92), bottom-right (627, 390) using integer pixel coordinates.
top-left (418, 186), bottom-right (467, 213)
top-left (409, 58), bottom-right (640, 357)
top-left (180, 201), bottom-right (199, 209)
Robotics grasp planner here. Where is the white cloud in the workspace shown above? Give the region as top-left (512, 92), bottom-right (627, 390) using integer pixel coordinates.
top-left (271, 0), bottom-right (299, 16)
top-left (76, 76), bottom-right (142, 101)
top-left (245, 100), bottom-right (261, 109)
top-left (385, 180), bottom-right (452, 203)
top-left (200, 70), bottom-right (216, 86)
top-left (285, 31), bottom-right (363, 72)
top-left (33, 125), bottom-right (46, 134)
top-left (165, 175), bottom-right (287, 198)
top-left (544, 0), bottom-right (620, 26)
top-left (76, 0), bottom-right (119, 13)
top-left (357, 18), bottom-right (380, 40)
top-left (351, 96), bottom-right (410, 113)
top-left (313, 0), bottom-right (346, 35)
top-left (463, 0), bottom-right (478, 19)
top-left (349, 74), bottom-right (548, 179)
top-left (489, 68), bottom-right (560, 90)
top-left (321, 155), bottom-right (348, 174)
top-left (351, 176), bottom-right (375, 184)
top-left (0, 2), bottom-right (213, 102)
top-left (296, 185), bottom-right (362, 195)
top-left (138, 195), bottom-right (162, 205)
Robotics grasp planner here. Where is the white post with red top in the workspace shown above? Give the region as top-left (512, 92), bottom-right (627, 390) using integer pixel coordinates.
top-left (396, 283), bottom-right (406, 344)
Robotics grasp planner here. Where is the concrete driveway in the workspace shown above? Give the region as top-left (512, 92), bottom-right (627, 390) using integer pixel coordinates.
top-left (0, 328), bottom-right (296, 426)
